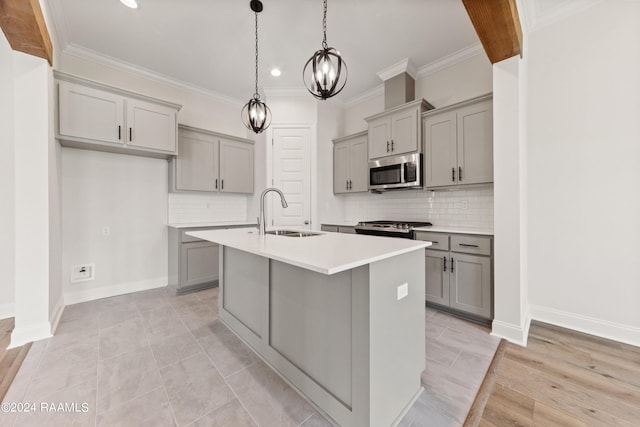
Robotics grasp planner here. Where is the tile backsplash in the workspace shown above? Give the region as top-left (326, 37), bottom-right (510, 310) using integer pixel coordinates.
top-left (168, 193), bottom-right (247, 224)
top-left (342, 185), bottom-right (493, 229)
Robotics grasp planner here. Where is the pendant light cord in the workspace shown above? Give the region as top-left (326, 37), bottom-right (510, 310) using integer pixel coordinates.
top-left (322, 0), bottom-right (328, 49)
top-left (254, 11), bottom-right (259, 98)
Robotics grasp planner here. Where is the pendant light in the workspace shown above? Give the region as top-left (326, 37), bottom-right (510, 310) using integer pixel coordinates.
top-left (303, 0), bottom-right (347, 100)
top-left (241, 0), bottom-right (271, 134)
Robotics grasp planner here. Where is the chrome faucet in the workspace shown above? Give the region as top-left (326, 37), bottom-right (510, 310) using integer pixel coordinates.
top-left (258, 187), bottom-right (288, 235)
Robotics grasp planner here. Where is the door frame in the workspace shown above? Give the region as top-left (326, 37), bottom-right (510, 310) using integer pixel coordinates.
top-left (266, 123), bottom-right (317, 230)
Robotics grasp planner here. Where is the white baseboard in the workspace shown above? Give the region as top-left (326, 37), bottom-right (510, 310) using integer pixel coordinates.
top-left (10, 322), bottom-right (52, 349)
top-left (64, 276), bottom-right (168, 305)
top-left (49, 295), bottom-right (65, 334)
top-left (491, 315), bottom-right (531, 346)
top-left (529, 305), bottom-right (640, 348)
top-left (0, 302), bottom-right (15, 320)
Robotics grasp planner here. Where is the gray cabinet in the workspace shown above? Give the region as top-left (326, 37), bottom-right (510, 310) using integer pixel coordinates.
top-left (320, 224), bottom-right (356, 234)
top-left (365, 99), bottom-right (433, 159)
top-left (168, 224), bottom-right (255, 294)
top-left (170, 125), bottom-right (254, 194)
top-left (423, 94), bottom-right (493, 188)
top-left (56, 72), bottom-right (180, 159)
top-left (332, 131), bottom-right (368, 194)
top-left (415, 231), bottom-right (493, 320)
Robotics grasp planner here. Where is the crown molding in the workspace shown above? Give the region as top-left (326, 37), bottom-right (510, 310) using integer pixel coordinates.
top-left (524, 0), bottom-right (606, 33)
top-left (343, 84), bottom-right (384, 108)
top-left (376, 58), bottom-right (418, 81)
top-left (62, 44), bottom-right (245, 107)
top-left (416, 42), bottom-right (485, 79)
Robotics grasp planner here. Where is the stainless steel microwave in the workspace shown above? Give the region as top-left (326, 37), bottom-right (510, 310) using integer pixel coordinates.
top-left (369, 153), bottom-right (422, 191)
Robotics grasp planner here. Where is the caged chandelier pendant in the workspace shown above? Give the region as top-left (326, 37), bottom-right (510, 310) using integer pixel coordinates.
top-left (241, 0), bottom-right (271, 134)
top-left (303, 0), bottom-right (347, 100)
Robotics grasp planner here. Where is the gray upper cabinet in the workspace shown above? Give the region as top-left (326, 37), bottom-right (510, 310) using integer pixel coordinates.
top-left (219, 138), bottom-right (254, 193)
top-left (56, 72), bottom-right (180, 159)
top-left (170, 125), bottom-right (254, 194)
top-left (333, 131), bottom-right (368, 194)
top-left (423, 94), bottom-right (493, 188)
top-left (365, 99), bottom-right (433, 160)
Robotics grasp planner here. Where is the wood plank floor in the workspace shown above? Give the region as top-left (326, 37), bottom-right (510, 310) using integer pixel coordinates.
top-left (0, 318), bottom-right (31, 403)
top-left (473, 321), bottom-right (640, 427)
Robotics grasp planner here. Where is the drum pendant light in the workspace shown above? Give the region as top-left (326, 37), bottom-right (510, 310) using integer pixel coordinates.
top-left (303, 0), bottom-right (347, 100)
top-left (241, 0), bottom-right (271, 134)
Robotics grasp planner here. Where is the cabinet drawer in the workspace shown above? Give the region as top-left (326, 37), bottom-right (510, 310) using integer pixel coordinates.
top-left (451, 235), bottom-right (491, 256)
top-left (414, 232), bottom-right (449, 251)
top-left (338, 226), bottom-right (356, 234)
top-left (321, 225), bottom-right (339, 232)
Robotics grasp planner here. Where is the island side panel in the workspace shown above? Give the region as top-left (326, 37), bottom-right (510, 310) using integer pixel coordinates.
top-left (220, 246), bottom-right (269, 340)
top-left (269, 260), bottom-right (353, 408)
top-left (368, 249), bottom-right (426, 427)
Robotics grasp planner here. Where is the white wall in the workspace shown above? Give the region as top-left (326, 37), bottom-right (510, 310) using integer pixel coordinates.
top-left (343, 91), bottom-right (384, 135)
top-left (62, 149), bottom-right (168, 303)
top-left (0, 33), bottom-right (15, 319)
top-left (526, 0), bottom-right (640, 345)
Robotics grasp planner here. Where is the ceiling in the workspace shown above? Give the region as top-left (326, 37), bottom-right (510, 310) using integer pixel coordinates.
top-left (47, 0), bottom-right (482, 104)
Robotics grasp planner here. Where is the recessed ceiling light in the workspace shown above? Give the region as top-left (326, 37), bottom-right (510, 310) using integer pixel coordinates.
top-left (120, 0), bottom-right (138, 9)
top-left (270, 68), bottom-right (281, 77)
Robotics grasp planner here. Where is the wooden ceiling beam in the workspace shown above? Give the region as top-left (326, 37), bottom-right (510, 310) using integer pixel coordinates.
top-left (462, 0), bottom-right (523, 64)
top-left (0, 0), bottom-right (53, 65)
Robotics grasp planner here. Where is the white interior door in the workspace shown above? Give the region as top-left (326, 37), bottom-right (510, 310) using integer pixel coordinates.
top-left (272, 127), bottom-right (311, 229)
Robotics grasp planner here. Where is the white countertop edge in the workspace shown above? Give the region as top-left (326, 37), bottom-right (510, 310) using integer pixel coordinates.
top-left (187, 229), bottom-right (431, 275)
top-left (168, 221), bottom-right (257, 229)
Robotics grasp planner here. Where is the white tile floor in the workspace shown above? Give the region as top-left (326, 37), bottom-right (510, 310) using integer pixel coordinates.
top-left (1, 287), bottom-right (500, 427)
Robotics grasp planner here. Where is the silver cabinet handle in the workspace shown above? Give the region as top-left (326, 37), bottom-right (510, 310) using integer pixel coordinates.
top-left (451, 257), bottom-right (454, 273)
top-left (215, 179), bottom-right (218, 189)
top-left (346, 180), bottom-right (349, 190)
top-left (387, 141), bottom-right (390, 152)
top-left (391, 140), bottom-right (394, 151)
top-left (452, 168), bottom-right (455, 182)
top-left (129, 127), bottom-right (132, 142)
top-left (459, 166), bottom-right (462, 181)
top-left (459, 243), bottom-right (479, 248)
top-left (118, 125), bottom-right (121, 140)
top-left (349, 180), bottom-right (352, 190)
top-left (443, 256), bottom-right (447, 272)
top-left (304, 220), bottom-right (310, 225)
top-left (221, 179), bottom-right (224, 190)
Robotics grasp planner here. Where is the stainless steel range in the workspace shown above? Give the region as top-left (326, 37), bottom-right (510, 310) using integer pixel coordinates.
top-left (354, 220), bottom-right (432, 239)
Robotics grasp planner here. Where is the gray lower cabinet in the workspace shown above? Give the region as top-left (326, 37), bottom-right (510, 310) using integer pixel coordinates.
top-left (321, 224), bottom-right (356, 234)
top-left (168, 224), bottom-right (255, 294)
top-left (416, 231), bottom-right (493, 320)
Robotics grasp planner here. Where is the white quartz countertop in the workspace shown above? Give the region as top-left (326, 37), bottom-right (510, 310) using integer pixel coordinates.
top-left (187, 228), bottom-right (431, 275)
top-left (412, 225), bottom-right (493, 236)
top-left (168, 221), bottom-right (257, 229)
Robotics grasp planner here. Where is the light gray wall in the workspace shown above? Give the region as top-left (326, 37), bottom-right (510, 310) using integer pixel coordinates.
top-left (525, 0), bottom-right (640, 345)
top-left (0, 32), bottom-right (15, 319)
top-left (61, 149), bottom-right (169, 303)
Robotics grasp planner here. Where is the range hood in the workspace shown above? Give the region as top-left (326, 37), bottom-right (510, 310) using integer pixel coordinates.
top-left (377, 58), bottom-right (417, 110)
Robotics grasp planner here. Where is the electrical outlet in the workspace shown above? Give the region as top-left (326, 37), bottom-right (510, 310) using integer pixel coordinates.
top-left (397, 283), bottom-right (409, 301)
top-left (102, 226), bottom-right (110, 236)
top-left (71, 264), bottom-right (95, 283)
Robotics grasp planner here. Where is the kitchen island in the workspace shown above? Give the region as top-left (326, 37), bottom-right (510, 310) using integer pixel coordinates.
top-left (187, 228), bottom-right (430, 427)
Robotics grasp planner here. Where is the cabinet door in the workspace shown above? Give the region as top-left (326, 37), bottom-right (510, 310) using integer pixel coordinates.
top-left (175, 131), bottom-right (219, 192)
top-left (180, 242), bottom-right (220, 288)
top-left (423, 111), bottom-right (457, 187)
top-left (368, 116), bottom-right (391, 159)
top-left (425, 249), bottom-right (449, 305)
top-left (58, 81), bottom-right (124, 144)
top-left (219, 139), bottom-right (254, 194)
top-left (457, 101), bottom-right (493, 185)
top-left (449, 253), bottom-right (491, 318)
top-left (390, 107), bottom-right (419, 155)
top-left (349, 137), bottom-right (369, 192)
top-left (333, 142), bottom-right (350, 194)
top-left (126, 98), bottom-right (177, 154)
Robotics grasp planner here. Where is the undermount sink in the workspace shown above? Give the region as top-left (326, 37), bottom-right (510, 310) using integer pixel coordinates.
top-left (266, 229), bottom-right (322, 237)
